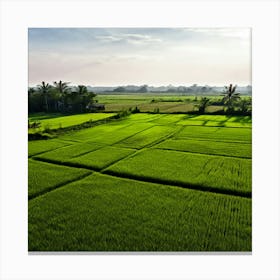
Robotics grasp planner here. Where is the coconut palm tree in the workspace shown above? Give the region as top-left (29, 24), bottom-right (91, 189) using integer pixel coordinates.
top-left (221, 84), bottom-right (240, 113)
top-left (37, 81), bottom-right (51, 112)
top-left (77, 85), bottom-right (88, 95)
top-left (53, 80), bottom-right (70, 94)
top-left (53, 80), bottom-right (70, 111)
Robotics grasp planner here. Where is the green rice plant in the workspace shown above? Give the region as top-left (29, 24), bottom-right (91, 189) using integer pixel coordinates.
top-left (176, 119), bottom-right (208, 126)
top-left (115, 125), bottom-right (177, 149)
top-left (221, 122), bottom-right (252, 128)
top-left (104, 149), bottom-right (252, 197)
top-left (28, 173), bottom-right (251, 251)
top-left (29, 113), bottom-right (116, 132)
top-left (28, 139), bottom-right (72, 157)
top-left (68, 146), bottom-right (136, 170)
top-left (150, 114), bottom-right (186, 124)
top-left (155, 139), bottom-right (251, 158)
top-left (28, 159), bottom-right (91, 199)
top-left (227, 116), bottom-right (252, 123)
top-left (175, 126), bottom-right (252, 143)
top-left (138, 102), bottom-right (183, 112)
top-left (189, 115), bottom-right (231, 122)
top-left (60, 121), bottom-right (154, 144)
top-left (60, 121), bottom-right (130, 141)
top-left (125, 113), bottom-right (162, 122)
top-left (34, 142), bottom-right (104, 163)
top-left (163, 103), bottom-right (195, 113)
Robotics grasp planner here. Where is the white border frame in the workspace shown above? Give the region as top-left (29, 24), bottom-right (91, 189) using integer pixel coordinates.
top-left (1, 0), bottom-right (280, 279)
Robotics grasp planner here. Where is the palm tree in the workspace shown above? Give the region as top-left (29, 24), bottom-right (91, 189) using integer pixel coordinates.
top-left (77, 85), bottom-right (88, 95)
top-left (53, 80), bottom-right (70, 94)
top-left (37, 81), bottom-right (51, 112)
top-left (28, 87), bottom-right (36, 95)
top-left (195, 97), bottom-right (210, 114)
top-left (53, 80), bottom-right (70, 111)
top-left (221, 84), bottom-right (240, 113)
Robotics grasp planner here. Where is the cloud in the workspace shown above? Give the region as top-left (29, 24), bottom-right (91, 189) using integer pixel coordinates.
top-left (28, 28), bottom-right (251, 86)
top-left (186, 28), bottom-right (251, 40)
top-left (96, 33), bottom-right (162, 45)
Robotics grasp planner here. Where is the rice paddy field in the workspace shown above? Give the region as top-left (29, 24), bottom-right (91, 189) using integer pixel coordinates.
top-left (28, 112), bottom-right (252, 252)
top-left (96, 94), bottom-right (251, 114)
top-left (28, 112), bottom-right (117, 133)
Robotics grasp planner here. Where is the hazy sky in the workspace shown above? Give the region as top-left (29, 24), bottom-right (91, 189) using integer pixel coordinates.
top-left (28, 28), bottom-right (251, 87)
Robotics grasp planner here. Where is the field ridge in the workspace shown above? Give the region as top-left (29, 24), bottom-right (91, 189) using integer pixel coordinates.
top-left (153, 147), bottom-right (251, 159)
top-left (31, 157), bottom-right (251, 198)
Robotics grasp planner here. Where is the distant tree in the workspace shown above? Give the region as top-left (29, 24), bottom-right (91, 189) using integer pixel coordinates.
top-left (137, 85), bottom-right (148, 93)
top-left (37, 81), bottom-right (51, 112)
top-left (53, 80), bottom-right (70, 94)
top-left (77, 85), bottom-right (88, 94)
top-left (195, 97), bottom-right (210, 114)
top-left (221, 84), bottom-right (240, 114)
top-left (53, 80), bottom-right (70, 112)
top-left (113, 86), bottom-right (126, 93)
top-left (238, 98), bottom-right (252, 114)
top-left (28, 87), bottom-right (36, 95)
top-left (69, 85), bottom-right (98, 113)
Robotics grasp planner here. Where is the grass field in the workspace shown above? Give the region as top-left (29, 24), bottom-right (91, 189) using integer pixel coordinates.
top-left (28, 112), bottom-right (252, 251)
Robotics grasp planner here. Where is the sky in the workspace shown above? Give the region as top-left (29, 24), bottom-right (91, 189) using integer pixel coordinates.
top-left (28, 28), bottom-right (251, 87)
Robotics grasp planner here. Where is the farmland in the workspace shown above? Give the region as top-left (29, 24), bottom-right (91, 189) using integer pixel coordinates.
top-left (28, 112), bottom-right (252, 251)
top-left (97, 94), bottom-right (251, 114)
top-left (28, 112), bottom-right (117, 133)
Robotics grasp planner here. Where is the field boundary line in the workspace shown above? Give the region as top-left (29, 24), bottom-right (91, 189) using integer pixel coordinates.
top-left (94, 150), bottom-right (139, 171)
top-left (28, 142), bottom-right (74, 158)
top-left (104, 126), bottom-right (185, 170)
top-left (69, 144), bottom-right (106, 159)
top-left (32, 152), bottom-right (140, 173)
top-left (31, 156), bottom-right (251, 199)
top-left (175, 121), bottom-right (252, 129)
top-left (145, 125), bottom-right (185, 149)
top-left (32, 157), bottom-right (98, 171)
top-left (102, 169), bottom-right (251, 199)
top-left (28, 170), bottom-right (93, 200)
top-left (174, 136), bottom-right (251, 144)
top-left (152, 147), bottom-right (252, 160)
top-left (111, 123), bottom-right (157, 146)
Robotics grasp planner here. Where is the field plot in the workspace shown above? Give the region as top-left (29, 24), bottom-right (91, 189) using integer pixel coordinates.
top-left (28, 139), bottom-right (72, 157)
top-left (28, 159), bottom-right (91, 199)
top-left (29, 112), bottom-right (116, 132)
top-left (68, 146), bottom-right (136, 170)
top-left (124, 113), bottom-right (163, 122)
top-left (97, 94), bottom-right (227, 114)
top-left (28, 113), bottom-right (252, 251)
top-left (105, 148), bottom-right (251, 197)
top-left (29, 173), bottom-right (251, 251)
top-left (175, 126), bottom-right (252, 143)
top-left (155, 139), bottom-right (251, 158)
top-left (115, 125), bottom-right (177, 149)
top-left (34, 142), bottom-right (104, 164)
top-left (177, 115), bottom-right (252, 127)
top-left (60, 121), bottom-right (154, 144)
top-left (150, 114), bottom-right (186, 124)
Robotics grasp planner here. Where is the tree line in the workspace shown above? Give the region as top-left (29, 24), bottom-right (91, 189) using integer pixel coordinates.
top-left (28, 81), bottom-right (99, 114)
top-left (196, 84), bottom-right (252, 115)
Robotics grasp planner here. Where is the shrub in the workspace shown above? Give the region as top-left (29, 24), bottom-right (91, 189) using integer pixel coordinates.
top-left (131, 106), bottom-right (140, 113)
